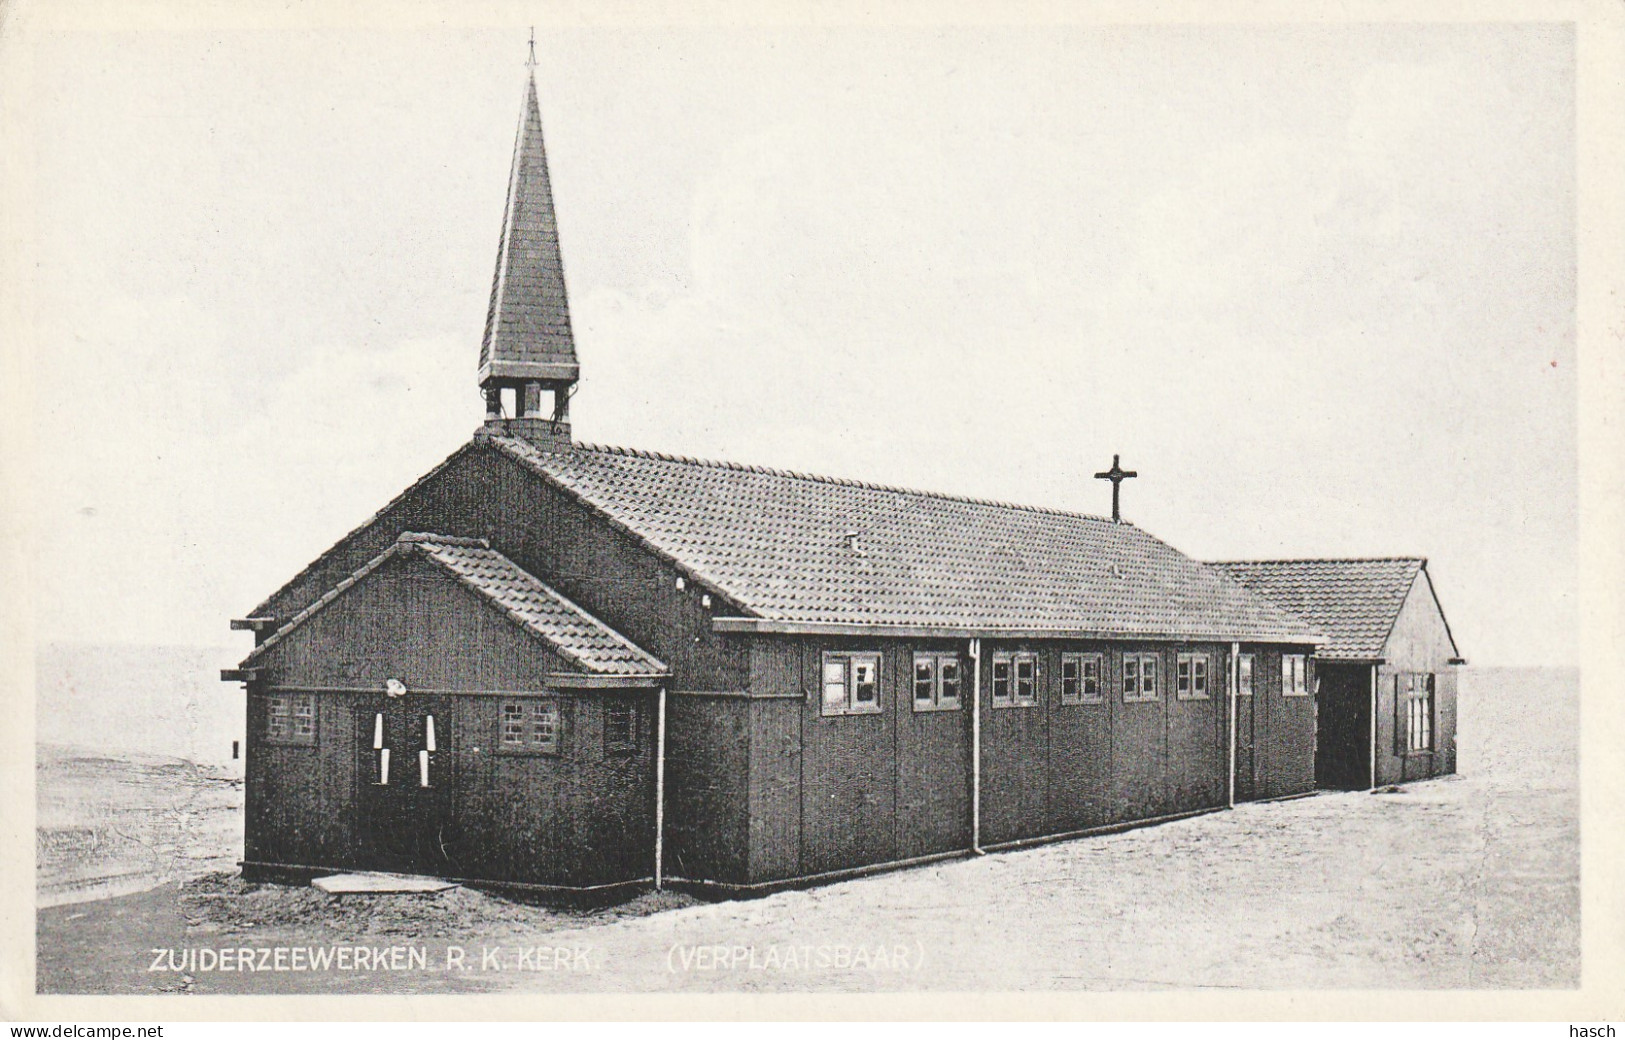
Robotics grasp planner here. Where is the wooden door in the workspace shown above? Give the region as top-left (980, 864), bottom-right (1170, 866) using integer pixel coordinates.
top-left (354, 697), bottom-right (461, 876)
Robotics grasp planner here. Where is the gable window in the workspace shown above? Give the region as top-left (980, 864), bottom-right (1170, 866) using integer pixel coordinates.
top-left (605, 702), bottom-right (637, 753)
top-left (913, 653), bottom-right (962, 712)
top-left (1176, 653), bottom-right (1210, 700)
top-left (1282, 654), bottom-right (1309, 697)
top-left (822, 652), bottom-right (882, 716)
top-left (1061, 653), bottom-right (1104, 705)
top-left (500, 698), bottom-right (562, 754)
top-left (265, 693), bottom-right (316, 746)
top-left (1238, 654), bottom-right (1255, 697)
top-left (1398, 673), bottom-right (1435, 754)
top-left (1122, 653), bottom-right (1159, 702)
top-left (991, 652), bottom-right (1037, 707)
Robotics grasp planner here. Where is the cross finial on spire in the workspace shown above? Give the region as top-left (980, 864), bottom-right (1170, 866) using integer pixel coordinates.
top-left (1094, 454), bottom-right (1138, 523)
top-left (526, 27), bottom-right (537, 69)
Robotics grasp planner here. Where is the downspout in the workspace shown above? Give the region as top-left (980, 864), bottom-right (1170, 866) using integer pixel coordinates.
top-left (1368, 665), bottom-right (1378, 791)
top-left (969, 637), bottom-right (984, 854)
top-left (654, 685), bottom-right (667, 889)
top-left (1228, 642), bottom-right (1240, 808)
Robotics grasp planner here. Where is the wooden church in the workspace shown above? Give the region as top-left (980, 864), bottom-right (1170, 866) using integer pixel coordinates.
top-left (223, 57), bottom-right (1458, 898)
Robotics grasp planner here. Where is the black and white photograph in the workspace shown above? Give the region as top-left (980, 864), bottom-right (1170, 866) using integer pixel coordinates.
top-left (3, 0), bottom-right (1619, 1021)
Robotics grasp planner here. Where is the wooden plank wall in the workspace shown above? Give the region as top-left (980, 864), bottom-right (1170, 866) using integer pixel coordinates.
top-left (246, 556), bottom-right (657, 888)
top-left (1373, 574), bottom-right (1460, 786)
top-left (744, 635), bottom-right (1289, 886)
top-left (254, 445), bottom-right (750, 693)
top-left (663, 694), bottom-right (751, 885)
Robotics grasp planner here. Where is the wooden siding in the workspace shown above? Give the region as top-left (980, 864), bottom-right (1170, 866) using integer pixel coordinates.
top-left (742, 635), bottom-right (1289, 886)
top-left (1373, 572), bottom-right (1460, 785)
top-left (255, 553), bottom-right (568, 689)
top-left (243, 552), bottom-right (656, 889)
top-left (245, 686), bottom-right (656, 887)
top-left (1231, 645), bottom-right (1317, 802)
top-left (663, 694), bottom-right (751, 885)
top-left (255, 444), bottom-right (748, 692)
top-left (1045, 644), bottom-right (1112, 834)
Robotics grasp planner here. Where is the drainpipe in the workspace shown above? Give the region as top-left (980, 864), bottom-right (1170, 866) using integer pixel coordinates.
top-left (654, 685), bottom-right (667, 889)
top-left (1368, 665), bottom-right (1378, 791)
top-left (969, 637), bottom-right (984, 854)
top-left (1228, 642), bottom-right (1240, 808)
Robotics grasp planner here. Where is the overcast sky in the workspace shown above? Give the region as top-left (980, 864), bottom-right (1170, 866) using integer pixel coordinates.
top-left (19, 20), bottom-right (1576, 664)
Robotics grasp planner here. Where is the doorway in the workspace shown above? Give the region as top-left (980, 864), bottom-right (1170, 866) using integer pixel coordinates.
top-left (354, 697), bottom-right (461, 875)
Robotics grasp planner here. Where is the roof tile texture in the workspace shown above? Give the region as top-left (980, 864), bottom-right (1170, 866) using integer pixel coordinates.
top-left (406, 533), bottom-right (665, 675)
top-left (495, 438), bottom-right (1319, 643)
top-left (1210, 558), bottom-right (1424, 660)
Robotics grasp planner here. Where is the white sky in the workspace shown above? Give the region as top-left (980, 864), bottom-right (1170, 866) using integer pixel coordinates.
top-left (18, 21), bottom-right (1576, 664)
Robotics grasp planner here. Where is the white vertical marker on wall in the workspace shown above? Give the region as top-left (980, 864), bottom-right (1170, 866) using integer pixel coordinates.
top-left (379, 748), bottom-right (390, 786)
top-left (419, 749), bottom-right (430, 787)
top-left (373, 713), bottom-right (384, 750)
top-left (425, 715), bottom-right (437, 752)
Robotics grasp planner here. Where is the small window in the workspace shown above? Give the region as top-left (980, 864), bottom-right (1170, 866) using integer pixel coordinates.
top-left (605, 702), bottom-right (637, 753)
top-left (1015, 656), bottom-right (1036, 703)
top-left (991, 652), bottom-right (1037, 708)
top-left (500, 699), bottom-right (562, 754)
top-left (265, 693), bottom-right (316, 746)
top-left (1061, 652), bottom-right (1104, 705)
top-left (1123, 653), bottom-right (1160, 702)
top-left (1398, 673), bottom-right (1435, 754)
top-left (821, 653), bottom-right (883, 716)
top-left (940, 657), bottom-right (962, 705)
top-left (1176, 653), bottom-right (1210, 700)
top-left (991, 657), bottom-right (1012, 703)
top-left (1282, 654), bottom-right (1309, 697)
top-left (914, 656), bottom-right (936, 706)
top-left (912, 653), bottom-right (962, 712)
top-left (1238, 654), bottom-right (1255, 697)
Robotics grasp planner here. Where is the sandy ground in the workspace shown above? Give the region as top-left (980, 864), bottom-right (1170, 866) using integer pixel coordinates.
top-left (36, 744), bottom-right (242, 908)
top-left (35, 666), bottom-right (1576, 993)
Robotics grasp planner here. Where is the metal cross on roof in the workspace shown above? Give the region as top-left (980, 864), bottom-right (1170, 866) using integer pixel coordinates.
top-left (1094, 454), bottom-right (1138, 523)
top-left (526, 27), bottom-right (538, 69)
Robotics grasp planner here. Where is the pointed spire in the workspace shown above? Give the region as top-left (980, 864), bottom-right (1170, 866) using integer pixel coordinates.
top-left (478, 41), bottom-right (578, 389)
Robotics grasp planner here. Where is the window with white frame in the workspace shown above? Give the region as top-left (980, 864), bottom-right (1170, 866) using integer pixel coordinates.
top-left (265, 693), bottom-right (316, 746)
top-left (1061, 652), bottom-right (1104, 705)
top-left (822, 652), bottom-right (882, 716)
top-left (604, 701), bottom-right (637, 753)
top-left (913, 653), bottom-right (962, 711)
top-left (1399, 673), bottom-right (1434, 753)
top-left (991, 652), bottom-right (1037, 707)
top-left (1282, 654), bottom-right (1309, 697)
top-left (500, 698), bottom-right (562, 754)
top-left (1237, 654), bottom-right (1255, 696)
top-left (1122, 653), bottom-right (1160, 702)
top-left (1176, 653), bottom-right (1210, 700)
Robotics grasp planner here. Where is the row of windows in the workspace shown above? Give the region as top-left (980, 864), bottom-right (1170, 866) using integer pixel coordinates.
top-left (819, 651), bottom-right (1311, 716)
top-left (261, 695), bottom-right (638, 756)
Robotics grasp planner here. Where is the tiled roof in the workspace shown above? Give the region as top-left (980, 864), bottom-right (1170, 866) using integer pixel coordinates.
top-left (479, 74), bottom-right (577, 379)
top-left (491, 437), bottom-right (1321, 644)
top-left (247, 532), bottom-right (666, 677)
top-left (1209, 558), bottom-right (1426, 660)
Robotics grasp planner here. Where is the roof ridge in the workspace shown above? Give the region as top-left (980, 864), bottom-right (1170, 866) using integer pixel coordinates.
top-left (398, 531), bottom-right (490, 548)
top-left (538, 440), bottom-right (1119, 526)
top-left (1211, 556), bottom-right (1426, 566)
top-left (416, 540), bottom-right (667, 674)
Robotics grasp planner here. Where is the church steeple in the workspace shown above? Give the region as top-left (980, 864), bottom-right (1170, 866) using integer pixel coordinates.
top-left (477, 33), bottom-right (578, 449)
